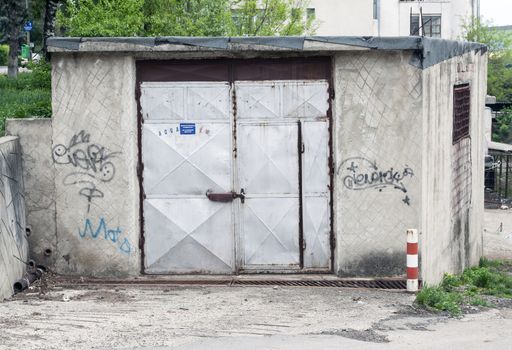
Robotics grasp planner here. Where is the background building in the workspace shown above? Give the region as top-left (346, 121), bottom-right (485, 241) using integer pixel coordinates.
top-left (309, 0), bottom-right (479, 40)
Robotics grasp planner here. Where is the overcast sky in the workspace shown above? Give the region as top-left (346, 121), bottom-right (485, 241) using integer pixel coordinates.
top-left (480, 0), bottom-right (512, 26)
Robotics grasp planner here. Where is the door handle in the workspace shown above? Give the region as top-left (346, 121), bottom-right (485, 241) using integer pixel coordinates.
top-left (232, 188), bottom-right (245, 204)
top-left (205, 189), bottom-right (246, 203)
top-left (206, 190), bottom-right (234, 202)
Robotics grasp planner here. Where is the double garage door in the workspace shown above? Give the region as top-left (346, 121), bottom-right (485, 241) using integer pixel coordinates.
top-left (139, 60), bottom-right (332, 274)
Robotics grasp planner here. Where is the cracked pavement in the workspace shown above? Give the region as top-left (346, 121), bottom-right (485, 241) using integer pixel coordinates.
top-left (1, 284), bottom-right (511, 349)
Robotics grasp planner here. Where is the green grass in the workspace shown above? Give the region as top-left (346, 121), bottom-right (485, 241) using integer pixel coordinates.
top-left (415, 258), bottom-right (512, 316)
top-left (0, 60), bottom-right (51, 135)
top-left (416, 286), bottom-right (463, 315)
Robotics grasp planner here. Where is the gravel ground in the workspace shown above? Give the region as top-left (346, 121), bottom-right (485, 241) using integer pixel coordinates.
top-left (0, 209), bottom-right (511, 349)
top-left (1, 283), bottom-right (511, 350)
top-left (484, 208), bottom-right (512, 260)
top-left (0, 285), bottom-right (413, 349)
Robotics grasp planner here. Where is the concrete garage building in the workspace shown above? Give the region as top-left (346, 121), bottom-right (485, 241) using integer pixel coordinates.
top-left (7, 36), bottom-right (487, 285)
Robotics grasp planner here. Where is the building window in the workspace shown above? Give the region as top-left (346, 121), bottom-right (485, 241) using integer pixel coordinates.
top-left (410, 15), bottom-right (441, 37)
top-left (453, 83), bottom-right (471, 144)
top-left (307, 8), bottom-right (315, 21)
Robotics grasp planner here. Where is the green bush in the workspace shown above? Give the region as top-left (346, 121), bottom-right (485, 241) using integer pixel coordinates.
top-left (416, 286), bottom-right (463, 315)
top-left (416, 260), bottom-right (512, 316)
top-left (0, 45), bottom-right (8, 66)
top-left (0, 59), bottom-right (52, 135)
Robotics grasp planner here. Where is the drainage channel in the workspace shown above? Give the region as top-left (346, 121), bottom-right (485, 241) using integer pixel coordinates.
top-left (232, 279), bottom-right (409, 289)
top-left (56, 278), bottom-right (416, 290)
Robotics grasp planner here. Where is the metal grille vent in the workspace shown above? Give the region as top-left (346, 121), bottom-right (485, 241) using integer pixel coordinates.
top-left (453, 83), bottom-right (471, 144)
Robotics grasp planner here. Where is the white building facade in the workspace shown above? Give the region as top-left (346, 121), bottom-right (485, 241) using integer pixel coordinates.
top-left (309, 0), bottom-right (479, 40)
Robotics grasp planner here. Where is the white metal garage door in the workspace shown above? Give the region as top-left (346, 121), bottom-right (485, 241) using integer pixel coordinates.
top-left (140, 79), bottom-right (330, 274)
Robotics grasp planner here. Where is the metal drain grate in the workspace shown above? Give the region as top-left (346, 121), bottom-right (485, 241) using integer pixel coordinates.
top-left (231, 279), bottom-right (409, 290)
top-left (57, 277), bottom-right (417, 290)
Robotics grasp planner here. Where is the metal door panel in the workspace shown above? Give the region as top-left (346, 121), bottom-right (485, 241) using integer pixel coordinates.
top-left (302, 121), bottom-right (329, 193)
top-left (303, 195), bottom-right (330, 268)
top-left (141, 81), bottom-right (233, 274)
top-left (302, 121), bottom-right (330, 268)
top-left (237, 123), bottom-right (299, 269)
top-left (235, 82), bottom-right (280, 119)
top-left (235, 80), bottom-right (329, 120)
top-left (282, 81), bottom-right (329, 118)
top-left (238, 123), bottom-right (298, 194)
top-left (141, 82), bottom-right (231, 120)
top-left (142, 122), bottom-right (231, 196)
top-left (140, 85), bottom-right (184, 120)
top-left (144, 198), bottom-right (233, 273)
top-left (140, 73), bottom-right (331, 274)
top-left (242, 197), bottom-right (299, 267)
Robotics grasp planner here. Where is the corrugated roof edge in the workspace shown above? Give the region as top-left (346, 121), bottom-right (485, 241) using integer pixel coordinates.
top-left (45, 36), bottom-right (487, 69)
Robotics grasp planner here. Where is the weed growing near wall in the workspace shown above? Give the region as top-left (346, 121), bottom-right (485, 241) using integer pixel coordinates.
top-left (0, 60), bottom-right (51, 134)
top-left (0, 45), bottom-right (8, 66)
top-left (416, 258), bottom-right (512, 316)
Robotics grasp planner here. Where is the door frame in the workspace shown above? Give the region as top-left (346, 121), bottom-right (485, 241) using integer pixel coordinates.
top-left (135, 57), bottom-right (335, 274)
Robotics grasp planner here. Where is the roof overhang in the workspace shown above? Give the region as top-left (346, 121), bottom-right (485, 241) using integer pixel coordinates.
top-left (46, 36), bottom-right (487, 69)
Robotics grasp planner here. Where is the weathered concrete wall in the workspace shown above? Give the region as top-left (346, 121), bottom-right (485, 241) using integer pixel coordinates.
top-left (333, 51), bottom-right (423, 277)
top-left (0, 136), bottom-right (28, 300)
top-left (6, 47), bottom-right (483, 281)
top-left (421, 51), bottom-right (487, 284)
top-left (6, 119), bottom-right (56, 266)
top-left (51, 53), bottom-right (140, 277)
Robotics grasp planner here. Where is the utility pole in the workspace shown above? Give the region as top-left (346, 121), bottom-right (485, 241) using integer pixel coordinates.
top-left (25, 0), bottom-right (31, 61)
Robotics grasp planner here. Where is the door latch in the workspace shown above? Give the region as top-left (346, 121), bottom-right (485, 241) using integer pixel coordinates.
top-left (233, 188), bottom-right (245, 204)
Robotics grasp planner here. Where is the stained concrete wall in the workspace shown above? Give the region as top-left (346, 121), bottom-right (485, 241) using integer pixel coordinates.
top-left (50, 53), bottom-right (140, 277)
top-left (9, 46), bottom-right (485, 283)
top-left (6, 119), bottom-right (56, 267)
top-left (333, 51), bottom-right (423, 277)
top-left (0, 137), bottom-right (28, 300)
top-left (421, 50), bottom-right (487, 284)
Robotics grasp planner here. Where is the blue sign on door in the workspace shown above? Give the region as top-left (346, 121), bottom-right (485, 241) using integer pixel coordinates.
top-left (179, 123), bottom-right (196, 135)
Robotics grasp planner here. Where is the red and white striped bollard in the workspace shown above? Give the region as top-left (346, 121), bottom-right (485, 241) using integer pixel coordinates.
top-left (406, 229), bottom-right (419, 292)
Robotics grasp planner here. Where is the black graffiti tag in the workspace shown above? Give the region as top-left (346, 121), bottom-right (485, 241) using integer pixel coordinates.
top-left (338, 157), bottom-right (414, 205)
top-left (52, 130), bottom-right (120, 212)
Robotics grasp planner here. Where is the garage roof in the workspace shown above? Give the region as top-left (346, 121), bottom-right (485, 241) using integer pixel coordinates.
top-left (46, 36), bottom-right (486, 69)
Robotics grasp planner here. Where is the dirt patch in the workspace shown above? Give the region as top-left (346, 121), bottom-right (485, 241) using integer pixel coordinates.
top-left (320, 328), bottom-right (389, 343)
top-left (72, 289), bottom-right (131, 303)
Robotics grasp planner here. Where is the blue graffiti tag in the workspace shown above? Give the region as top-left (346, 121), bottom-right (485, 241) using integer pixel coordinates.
top-left (78, 217), bottom-right (132, 255)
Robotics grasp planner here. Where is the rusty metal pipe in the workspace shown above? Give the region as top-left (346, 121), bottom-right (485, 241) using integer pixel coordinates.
top-left (13, 267), bottom-right (44, 294)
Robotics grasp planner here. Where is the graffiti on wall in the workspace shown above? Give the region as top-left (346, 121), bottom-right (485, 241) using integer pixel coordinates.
top-left (52, 130), bottom-right (120, 213)
top-left (338, 157), bottom-right (414, 205)
top-left (78, 217), bottom-right (132, 255)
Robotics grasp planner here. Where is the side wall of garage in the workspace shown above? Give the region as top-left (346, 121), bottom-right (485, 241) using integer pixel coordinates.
top-left (50, 53), bottom-right (140, 277)
top-left (333, 51), bottom-right (423, 277)
top-left (0, 136), bottom-right (28, 300)
top-left (420, 50), bottom-right (487, 284)
top-left (6, 119), bottom-right (56, 267)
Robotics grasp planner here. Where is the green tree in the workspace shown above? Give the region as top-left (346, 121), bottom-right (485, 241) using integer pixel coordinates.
top-left (0, 0), bottom-right (27, 77)
top-left (144, 0), bottom-right (232, 36)
top-left (58, 0), bottom-right (316, 37)
top-left (492, 107), bottom-right (512, 144)
top-left (42, 0), bottom-right (63, 55)
top-left (57, 0), bottom-right (145, 36)
top-left (462, 18), bottom-right (512, 102)
top-left (230, 0), bottom-right (316, 36)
